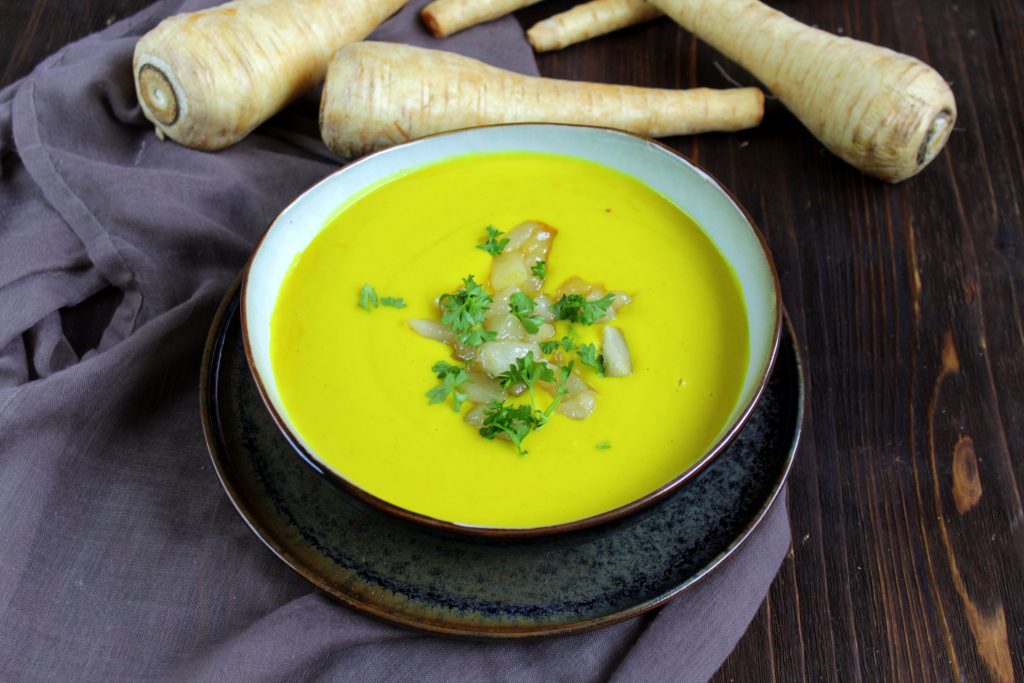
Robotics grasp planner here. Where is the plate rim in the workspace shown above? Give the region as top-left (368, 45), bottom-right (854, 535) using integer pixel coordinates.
top-left (200, 275), bottom-right (805, 638)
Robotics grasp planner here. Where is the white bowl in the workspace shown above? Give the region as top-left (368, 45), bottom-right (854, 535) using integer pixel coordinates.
top-left (242, 124), bottom-right (781, 536)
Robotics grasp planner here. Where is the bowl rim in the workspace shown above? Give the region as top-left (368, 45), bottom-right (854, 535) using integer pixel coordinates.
top-left (240, 123), bottom-right (783, 539)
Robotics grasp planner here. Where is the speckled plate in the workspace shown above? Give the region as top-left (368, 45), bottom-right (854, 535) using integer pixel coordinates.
top-left (200, 279), bottom-right (804, 638)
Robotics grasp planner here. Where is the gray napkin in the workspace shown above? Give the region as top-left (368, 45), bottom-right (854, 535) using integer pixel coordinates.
top-left (0, 1), bottom-right (791, 680)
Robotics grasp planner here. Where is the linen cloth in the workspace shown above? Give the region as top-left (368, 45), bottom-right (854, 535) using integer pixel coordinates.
top-left (0, 1), bottom-right (791, 680)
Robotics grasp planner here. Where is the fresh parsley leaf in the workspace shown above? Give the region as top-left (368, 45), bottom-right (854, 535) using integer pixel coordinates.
top-left (360, 284), bottom-right (407, 311)
top-left (458, 326), bottom-right (496, 347)
top-left (539, 335), bottom-right (578, 356)
top-left (358, 283), bottom-right (378, 310)
top-left (550, 293), bottom-right (615, 325)
top-left (481, 359), bottom-right (577, 455)
top-left (431, 360), bottom-right (464, 380)
top-left (424, 384), bottom-right (450, 405)
top-left (536, 360), bottom-right (576, 426)
top-left (531, 260), bottom-right (547, 279)
top-left (577, 343), bottom-right (605, 376)
top-left (596, 441), bottom-right (612, 450)
top-left (498, 352), bottom-right (554, 412)
top-left (476, 226), bottom-right (510, 257)
top-left (479, 401), bottom-right (536, 456)
top-left (439, 275), bottom-right (495, 347)
top-left (452, 391), bottom-right (467, 412)
top-left (440, 275), bottom-right (491, 329)
top-left (426, 361), bottom-right (469, 411)
top-left (539, 340), bottom-right (559, 354)
top-left (508, 292), bottom-right (544, 334)
top-left (499, 352), bottom-right (555, 390)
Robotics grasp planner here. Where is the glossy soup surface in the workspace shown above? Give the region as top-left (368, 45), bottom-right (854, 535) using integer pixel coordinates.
top-left (271, 152), bottom-right (749, 528)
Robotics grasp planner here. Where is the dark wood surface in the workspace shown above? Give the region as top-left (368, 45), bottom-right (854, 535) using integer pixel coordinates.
top-left (3, 1), bottom-right (1021, 680)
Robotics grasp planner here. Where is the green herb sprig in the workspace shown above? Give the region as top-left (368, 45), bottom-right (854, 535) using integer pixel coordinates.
top-left (541, 361), bottom-right (576, 425)
top-left (540, 335), bottom-right (578, 356)
top-left (426, 361), bottom-right (469, 411)
top-left (539, 340), bottom-right (559, 354)
top-left (439, 275), bottom-right (496, 347)
top-left (358, 284), bottom-right (405, 311)
top-left (576, 343), bottom-right (605, 376)
top-left (508, 292), bottom-right (544, 334)
top-left (481, 358), bottom-right (575, 455)
top-left (497, 352), bottom-right (553, 412)
top-left (479, 403), bottom-right (535, 456)
top-left (358, 283), bottom-right (379, 310)
top-left (476, 226), bottom-right (510, 257)
top-left (551, 292), bottom-right (615, 325)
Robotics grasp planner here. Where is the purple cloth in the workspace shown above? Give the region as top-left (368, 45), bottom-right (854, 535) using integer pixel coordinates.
top-left (0, 1), bottom-right (791, 680)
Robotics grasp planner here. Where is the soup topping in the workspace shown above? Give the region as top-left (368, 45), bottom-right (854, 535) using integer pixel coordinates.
top-left (404, 221), bottom-right (633, 455)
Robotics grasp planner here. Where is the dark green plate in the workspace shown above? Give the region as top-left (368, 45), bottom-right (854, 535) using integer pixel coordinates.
top-left (201, 282), bottom-right (804, 638)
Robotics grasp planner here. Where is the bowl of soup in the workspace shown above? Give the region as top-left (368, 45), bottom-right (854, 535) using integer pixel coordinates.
top-left (242, 124), bottom-right (781, 537)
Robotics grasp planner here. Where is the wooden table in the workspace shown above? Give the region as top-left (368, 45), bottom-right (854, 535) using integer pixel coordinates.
top-left (4, 1), bottom-right (1021, 680)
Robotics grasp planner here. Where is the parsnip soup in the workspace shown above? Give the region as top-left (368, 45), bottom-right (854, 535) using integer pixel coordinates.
top-left (270, 152), bottom-right (748, 528)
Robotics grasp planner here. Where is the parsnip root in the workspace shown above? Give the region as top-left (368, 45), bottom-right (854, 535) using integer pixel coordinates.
top-left (602, 326), bottom-right (632, 377)
top-left (133, 0), bottom-right (407, 150)
top-left (647, 0), bottom-right (956, 181)
top-left (421, 0), bottom-right (544, 38)
top-left (320, 42), bottom-right (763, 157)
top-left (528, 0), bottom-right (662, 52)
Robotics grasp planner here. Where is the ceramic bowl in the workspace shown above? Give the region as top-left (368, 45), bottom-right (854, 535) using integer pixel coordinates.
top-left (241, 124), bottom-right (782, 537)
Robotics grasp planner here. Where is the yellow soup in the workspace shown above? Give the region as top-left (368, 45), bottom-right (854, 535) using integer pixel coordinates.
top-left (271, 152), bottom-right (748, 528)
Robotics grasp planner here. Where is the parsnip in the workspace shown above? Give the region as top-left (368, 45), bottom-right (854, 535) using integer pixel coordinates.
top-left (409, 319), bottom-right (455, 344)
top-left (557, 390), bottom-right (597, 420)
top-left (491, 221), bottom-right (554, 296)
top-left (421, 0), bottom-right (543, 38)
top-left (133, 0), bottom-right (407, 150)
top-left (602, 326), bottom-right (632, 377)
top-left (320, 42), bottom-right (763, 157)
top-left (528, 0), bottom-right (661, 52)
top-left (647, 0), bottom-right (956, 182)
top-left (479, 342), bottom-right (544, 377)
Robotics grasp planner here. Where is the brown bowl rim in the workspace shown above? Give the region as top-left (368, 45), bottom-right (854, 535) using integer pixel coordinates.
top-left (239, 123), bottom-right (783, 539)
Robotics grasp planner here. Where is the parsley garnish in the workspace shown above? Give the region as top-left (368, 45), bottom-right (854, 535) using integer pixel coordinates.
top-left (577, 343), bottom-right (605, 376)
top-left (596, 440), bottom-right (612, 450)
top-left (539, 340), bottom-right (559, 354)
top-left (460, 327), bottom-right (497, 347)
top-left (541, 336), bottom-right (576, 355)
top-left (481, 359), bottom-right (575, 455)
top-left (358, 283), bottom-right (379, 310)
top-left (479, 402), bottom-right (535, 456)
top-left (508, 292), bottom-right (544, 334)
top-left (426, 361), bottom-right (469, 411)
top-left (498, 352), bottom-right (554, 411)
top-left (476, 226), bottom-right (510, 256)
top-left (545, 361), bottom-right (576, 423)
top-left (531, 260), bottom-right (547, 279)
top-left (439, 275), bottom-right (496, 347)
top-left (550, 292), bottom-right (615, 325)
top-left (359, 284), bottom-right (406, 311)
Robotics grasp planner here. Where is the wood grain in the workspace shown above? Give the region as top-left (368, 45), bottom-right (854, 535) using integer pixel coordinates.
top-left (2, 0), bottom-right (1021, 680)
top-left (0, 0), bottom-right (146, 85)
